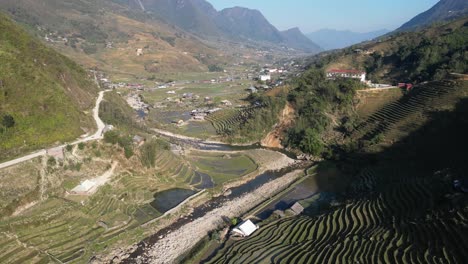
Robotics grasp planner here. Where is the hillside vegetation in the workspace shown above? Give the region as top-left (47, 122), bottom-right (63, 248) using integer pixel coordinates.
top-left (0, 0), bottom-right (225, 78)
top-left (204, 14), bottom-right (468, 264)
top-left (230, 17), bottom-right (468, 155)
top-left (0, 13), bottom-right (98, 160)
top-left (206, 88), bottom-right (468, 264)
top-left (320, 17), bottom-right (468, 83)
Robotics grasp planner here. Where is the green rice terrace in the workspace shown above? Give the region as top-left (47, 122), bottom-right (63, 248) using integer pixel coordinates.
top-left (203, 80), bottom-right (468, 264)
top-left (205, 107), bottom-right (259, 136)
top-left (351, 80), bottom-right (466, 144)
top-left (0, 137), bottom-right (262, 263)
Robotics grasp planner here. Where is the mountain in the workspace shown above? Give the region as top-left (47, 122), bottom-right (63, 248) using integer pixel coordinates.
top-left (306, 29), bottom-right (390, 50)
top-left (0, 12), bottom-right (99, 159)
top-left (216, 7), bottom-right (283, 43)
top-left (130, 0), bottom-right (221, 36)
top-left (281, 27), bottom-right (322, 52)
top-left (0, 0), bottom-right (225, 77)
top-left (123, 0), bottom-right (321, 53)
top-left (398, 0), bottom-right (468, 31)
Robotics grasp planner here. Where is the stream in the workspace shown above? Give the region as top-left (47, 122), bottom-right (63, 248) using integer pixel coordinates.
top-left (121, 167), bottom-right (296, 263)
top-left (118, 129), bottom-right (306, 263)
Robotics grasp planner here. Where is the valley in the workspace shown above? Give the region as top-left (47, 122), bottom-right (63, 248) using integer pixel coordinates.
top-left (0, 0), bottom-right (467, 263)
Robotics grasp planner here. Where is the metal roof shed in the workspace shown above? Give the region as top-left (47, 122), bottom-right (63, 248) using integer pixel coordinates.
top-left (232, 219), bottom-right (259, 237)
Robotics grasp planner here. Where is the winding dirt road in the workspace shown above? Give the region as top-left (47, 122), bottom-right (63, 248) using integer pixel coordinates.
top-left (0, 90), bottom-right (108, 170)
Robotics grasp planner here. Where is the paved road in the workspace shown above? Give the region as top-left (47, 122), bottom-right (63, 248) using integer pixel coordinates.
top-left (0, 90), bottom-right (108, 170)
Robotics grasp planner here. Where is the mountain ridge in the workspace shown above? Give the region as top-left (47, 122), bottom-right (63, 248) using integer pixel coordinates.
top-left (398, 0), bottom-right (468, 31)
top-left (306, 28), bottom-right (390, 50)
top-left (281, 27), bottom-right (323, 52)
top-left (128, 0), bottom-right (321, 53)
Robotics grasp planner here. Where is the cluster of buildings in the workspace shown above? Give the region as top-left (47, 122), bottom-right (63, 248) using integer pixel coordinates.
top-left (190, 108), bottom-right (222, 121)
top-left (326, 69), bottom-right (367, 83)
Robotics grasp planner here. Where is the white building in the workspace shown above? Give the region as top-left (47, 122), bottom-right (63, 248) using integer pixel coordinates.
top-left (71, 180), bottom-right (96, 195)
top-left (231, 219), bottom-right (259, 237)
top-left (136, 48), bottom-right (143, 56)
top-left (259, 74), bottom-right (271, 81)
top-left (326, 69), bottom-right (366, 82)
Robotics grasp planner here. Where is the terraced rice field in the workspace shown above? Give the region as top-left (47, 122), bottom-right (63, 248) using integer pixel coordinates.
top-left (205, 80), bottom-right (468, 264)
top-left (206, 107), bottom-right (258, 135)
top-left (206, 166), bottom-right (468, 264)
top-left (352, 81), bottom-right (464, 141)
top-left (188, 152), bottom-right (258, 185)
top-left (0, 144), bottom-right (262, 263)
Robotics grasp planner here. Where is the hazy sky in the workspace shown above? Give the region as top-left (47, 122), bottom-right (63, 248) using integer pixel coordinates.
top-left (209, 0), bottom-right (440, 33)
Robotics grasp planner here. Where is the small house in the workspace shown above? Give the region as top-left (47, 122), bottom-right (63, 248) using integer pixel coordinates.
top-left (221, 100), bottom-right (232, 106)
top-left (133, 135), bottom-right (145, 145)
top-left (71, 180), bottom-right (96, 195)
top-left (183, 93), bottom-right (194, 99)
top-left (231, 219), bottom-right (259, 237)
top-left (103, 124), bottom-right (114, 134)
top-left (290, 202), bottom-right (304, 215)
top-left (172, 119), bottom-right (184, 126)
top-left (136, 48), bottom-right (143, 56)
top-left (259, 74), bottom-right (271, 81)
top-left (247, 86), bottom-right (258, 94)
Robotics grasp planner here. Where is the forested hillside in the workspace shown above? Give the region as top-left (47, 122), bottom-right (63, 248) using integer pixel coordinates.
top-left (205, 15), bottom-right (468, 264)
top-left (319, 17), bottom-right (468, 83)
top-left (230, 17), bottom-right (467, 156)
top-left (0, 13), bottom-right (98, 159)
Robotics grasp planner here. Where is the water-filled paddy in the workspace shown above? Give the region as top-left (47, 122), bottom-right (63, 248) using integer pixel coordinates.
top-left (150, 188), bottom-right (197, 213)
top-left (189, 153), bottom-right (258, 184)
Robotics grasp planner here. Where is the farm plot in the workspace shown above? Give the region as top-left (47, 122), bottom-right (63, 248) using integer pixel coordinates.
top-left (206, 107), bottom-right (258, 135)
top-left (352, 81), bottom-right (464, 142)
top-left (187, 152), bottom-right (258, 186)
top-left (205, 82), bottom-right (468, 264)
top-left (0, 139), bottom-right (268, 263)
top-left (205, 167), bottom-right (468, 264)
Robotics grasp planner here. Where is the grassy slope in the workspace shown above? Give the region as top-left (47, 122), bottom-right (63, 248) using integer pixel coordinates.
top-left (0, 0), bottom-right (227, 78)
top-left (0, 13), bottom-right (98, 160)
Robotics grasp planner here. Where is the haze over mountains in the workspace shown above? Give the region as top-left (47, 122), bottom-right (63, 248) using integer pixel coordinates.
top-left (306, 29), bottom-right (390, 51)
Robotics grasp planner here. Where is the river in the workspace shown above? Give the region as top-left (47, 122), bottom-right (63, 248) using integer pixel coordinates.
top-left (117, 131), bottom-right (306, 263)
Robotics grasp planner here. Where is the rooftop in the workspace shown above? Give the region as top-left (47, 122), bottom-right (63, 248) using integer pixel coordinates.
top-left (327, 69), bottom-right (365, 74)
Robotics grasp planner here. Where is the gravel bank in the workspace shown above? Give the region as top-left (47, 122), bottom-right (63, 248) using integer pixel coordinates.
top-left (136, 169), bottom-right (303, 264)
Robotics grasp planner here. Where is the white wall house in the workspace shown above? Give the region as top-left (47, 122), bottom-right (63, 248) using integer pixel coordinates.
top-left (259, 74), bottom-right (271, 81)
top-left (326, 69), bottom-right (366, 82)
top-left (231, 220), bottom-right (259, 237)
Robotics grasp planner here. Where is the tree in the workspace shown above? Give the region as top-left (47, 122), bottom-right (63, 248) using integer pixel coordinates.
top-left (2, 114), bottom-right (15, 128)
top-left (65, 144), bottom-right (73, 152)
top-left (300, 128), bottom-right (324, 156)
top-left (208, 64), bottom-right (224, 72)
top-left (104, 130), bottom-right (119, 145)
top-left (124, 146), bottom-right (134, 159)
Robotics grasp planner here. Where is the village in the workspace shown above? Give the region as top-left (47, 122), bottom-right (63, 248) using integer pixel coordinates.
top-left (89, 60), bottom-right (301, 136)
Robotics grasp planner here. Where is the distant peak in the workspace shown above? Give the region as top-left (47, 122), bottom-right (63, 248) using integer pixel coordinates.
top-left (284, 27), bottom-right (301, 32)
